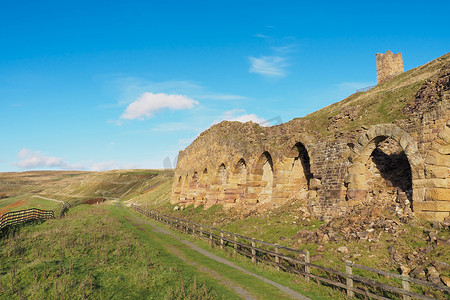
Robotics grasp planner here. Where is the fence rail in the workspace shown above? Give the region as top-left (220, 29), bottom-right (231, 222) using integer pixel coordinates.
top-left (131, 204), bottom-right (449, 300)
top-left (356, 85), bottom-right (376, 93)
top-left (0, 208), bottom-right (55, 231)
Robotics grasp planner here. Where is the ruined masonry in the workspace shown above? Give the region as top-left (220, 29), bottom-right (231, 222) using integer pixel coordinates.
top-left (376, 50), bottom-right (404, 84)
top-left (171, 52), bottom-right (450, 221)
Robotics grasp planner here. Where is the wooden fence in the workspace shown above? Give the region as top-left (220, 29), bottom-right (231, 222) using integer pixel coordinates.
top-left (0, 208), bottom-right (55, 231)
top-left (132, 204), bottom-right (449, 300)
top-left (356, 85), bottom-right (376, 93)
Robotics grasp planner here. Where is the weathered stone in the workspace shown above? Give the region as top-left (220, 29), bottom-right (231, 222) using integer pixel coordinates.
top-left (414, 201), bottom-right (450, 212)
top-left (171, 59), bottom-right (450, 222)
top-left (377, 51), bottom-right (404, 84)
top-left (426, 188), bottom-right (450, 201)
top-left (425, 150), bottom-right (450, 166)
top-left (309, 178), bottom-right (321, 190)
top-left (400, 265), bottom-right (411, 275)
top-left (337, 246), bottom-right (349, 254)
top-left (441, 275), bottom-right (450, 287)
top-left (425, 166), bottom-right (449, 179)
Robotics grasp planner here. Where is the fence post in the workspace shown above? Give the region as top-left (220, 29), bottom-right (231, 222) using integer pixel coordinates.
top-left (220, 232), bottom-right (224, 250)
top-left (305, 250), bottom-right (310, 282)
top-left (209, 228), bottom-right (213, 248)
top-left (251, 238), bottom-right (256, 264)
top-left (275, 245), bottom-right (280, 271)
top-left (401, 275), bottom-right (411, 300)
top-left (346, 260), bottom-right (354, 298)
top-left (200, 226), bottom-right (203, 237)
top-left (234, 234), bottom-right (237, 257)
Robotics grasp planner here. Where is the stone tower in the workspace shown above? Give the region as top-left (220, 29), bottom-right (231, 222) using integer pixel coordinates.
top-left (376, 50), bottom-right (404, 84)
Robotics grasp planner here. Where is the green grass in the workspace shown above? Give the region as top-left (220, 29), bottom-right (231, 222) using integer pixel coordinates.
top-left (0, 194), bottom-right (61, 214)
top-left (0, 204), bottom-right (238, 299)
top-left (124, 204), bottom-right (348, 299)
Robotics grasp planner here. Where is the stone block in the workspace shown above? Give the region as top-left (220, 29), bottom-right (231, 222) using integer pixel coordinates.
top-left (425, 150), bottom-right (449, 166)
top-left (275, 178), bottom-right (290, 185)
top-left (426, 188), bottom-right (450, 201)
top-left (437, 126), bottom-right (450, 143)
top-left (431, 143), bottom-right (450, 155)
top-left (309, 178), bottom-right (321, 190)
top-left (346, 189), bottom-right (367, 201)
top-left (357, 133), bottom-right (369, 146)
top-left (414, 178), bottom-right (448, 188)
top-left (425, 166), bottom-right (449, 179)
top-left (415, 211), bottom-right (450, 222)
top-left (414, 200), bottom-right (450, 212)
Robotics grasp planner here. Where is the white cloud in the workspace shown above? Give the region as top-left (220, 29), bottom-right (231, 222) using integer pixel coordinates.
top-left (249, 56), bottom-right (287, 78)
top-left (13, 148), bottom-right (82, 170)
top-left (121, 92), bottom-right (199, 120)
top-left (219, 109), bottom-right (267, 125)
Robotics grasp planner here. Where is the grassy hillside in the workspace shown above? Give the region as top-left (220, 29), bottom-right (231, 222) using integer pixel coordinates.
top-left (0, 169), bottom-right (174, 215)
top-left (298, 52), bottom-right (450, 135)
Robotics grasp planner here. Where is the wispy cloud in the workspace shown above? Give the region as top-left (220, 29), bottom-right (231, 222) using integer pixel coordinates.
top-left (13, 148), bottom-right (82, 170)
top-left (249, 30), bottom-right (297, 79)
top-left (121, 92), bottom-right (199, 120)
top-left (249, 56), bottom-right (287, 78)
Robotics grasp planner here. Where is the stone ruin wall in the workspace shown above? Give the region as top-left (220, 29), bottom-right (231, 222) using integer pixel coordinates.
top-left (377, 50), bottom-right (404, 84)
top-left (171, 63), bottom-right (450, 222)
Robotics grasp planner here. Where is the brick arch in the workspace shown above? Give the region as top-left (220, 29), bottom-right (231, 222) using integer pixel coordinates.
top-left (346, 124), bottom-right (424, 205)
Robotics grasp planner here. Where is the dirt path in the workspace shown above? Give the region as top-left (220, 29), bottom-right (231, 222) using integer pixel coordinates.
top-left (31, 195), bottom-right (64, 203)
top-left (124, 214), bottom-right (257, 300)
top-left (123, 205), bottom-right (309, 300)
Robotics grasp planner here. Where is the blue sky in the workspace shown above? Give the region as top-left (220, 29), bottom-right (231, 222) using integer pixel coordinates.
top-left (1, 0), bottom-right (449, 172)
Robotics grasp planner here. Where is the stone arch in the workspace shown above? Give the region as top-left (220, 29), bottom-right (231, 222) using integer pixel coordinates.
top-left (235, 158), bottom-right (248, 185)
top-left (172, 175), bottom-right (183, 203)
top-left (217, 163), bottom-right (227, 185)
top-left (273, 142), bottom-right (314, 203)
top-left (195, 168), bottom-right (209, 207)
top-left (187, 171), bottom-right (198, 205)
top-left (346, 124), bottom-right (424, 208)
top-left (179, 174), bottom-right (190, 204)
top-left (224, 158), bottom-right (248, 206)
top-left (248, 151), bottom-right (274, 204)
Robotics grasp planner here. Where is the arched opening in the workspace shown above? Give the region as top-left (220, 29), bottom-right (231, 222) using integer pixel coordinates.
top-left (231, 158), bottom-right (248, 204)
top-left (217, 163), bottom-right (227, 202)
top-left (366, 138), bottom-right (412, 204)
top-left (187, 172), bottom-right (198, 204)
top-left (195, 168), bottom-right (208, 207)
top-left (236, 158), bottom-right (247, 185)
top-left (178, 174), bottom-right (189, 203)
top-left (257, 152), bottom-right (274, 203)
top-left (346, 125), bottom-right (422, 212)
top-left (291, 142), bottom-right (313, 190)
top-left (174, 175), bottom-right (182, 201)
top-left (218, 163), bottom-right (227, 185)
